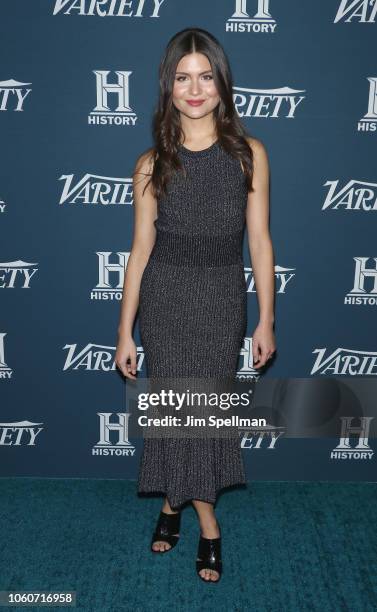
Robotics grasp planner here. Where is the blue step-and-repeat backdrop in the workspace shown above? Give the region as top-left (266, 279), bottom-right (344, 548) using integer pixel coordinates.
top-left (1, 1), bottom-right (376, 482)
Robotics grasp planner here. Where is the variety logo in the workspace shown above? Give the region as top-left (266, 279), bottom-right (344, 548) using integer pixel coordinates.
top-left (63, 340), bottom-right (253, 375)
top-left (358, 77), bottom-right (377, 132)
top-left (0, 420), bottom-right (44, 445)
top-left (245, 264), bottom-right (295, 293)
top-left (240, 424), bottom-right (285, 448)
top-left (88, 70), bottom-right (138, 126)
top-left (322, 179), bottom-right (377, 211)
top-left (58, 173), bottom-right (133, 205)
top-left (53, 0), bottom-right (165, 18)
top-left (0, 260), bottom-right (38, 288)
top-left (62, 342), bottom-right (145, 371)
top-left (334, 0), bottom-right (377, 23)
top-left (226, 0), bottom-right (277, 33)
top-left (345, 257), bottom-right (377, 305)
top-left (0, 79), bottom-right (32, 111)
top-left (233, 85), bottom-right (305, 118)
top-left (330, 416), bottom-right (374, 460)
top-left (311, 347), bottom-right (377, 375)
top-left (91, 252), bottom-right (130, 301)
top-left (92, 412), bottom-right (136, 456)
top-left (0, 333), bottom-right (13, 379)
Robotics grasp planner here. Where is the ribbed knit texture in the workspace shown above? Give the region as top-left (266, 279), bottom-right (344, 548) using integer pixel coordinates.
top-left (137, 141), bottom-right (249, 509)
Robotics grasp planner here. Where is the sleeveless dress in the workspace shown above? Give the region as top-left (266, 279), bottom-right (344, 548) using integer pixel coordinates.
top-left (137, 139), bottom-right (248, 509)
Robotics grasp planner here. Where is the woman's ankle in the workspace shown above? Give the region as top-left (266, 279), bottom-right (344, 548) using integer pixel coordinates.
top-left (199, 514), bottom-right (220, 534)
top-left (162, 499), bottom-right (179, 514)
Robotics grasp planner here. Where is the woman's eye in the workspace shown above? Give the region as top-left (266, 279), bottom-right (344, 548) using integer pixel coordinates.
top-left (175, 75), bottom-right (213, 82)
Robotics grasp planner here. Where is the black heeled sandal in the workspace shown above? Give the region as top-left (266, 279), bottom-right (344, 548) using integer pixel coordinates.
top-left (196, 527), bottom-right (222, 583)
top-left (150, 510), bottom-right (181, 553)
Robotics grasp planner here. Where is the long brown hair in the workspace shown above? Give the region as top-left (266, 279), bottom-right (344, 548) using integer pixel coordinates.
top-left (144, 27), bottom-right (254, 199)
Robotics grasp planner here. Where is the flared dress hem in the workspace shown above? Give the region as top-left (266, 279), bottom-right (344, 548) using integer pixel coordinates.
top-left (137, 477), bottom-right (248, 510)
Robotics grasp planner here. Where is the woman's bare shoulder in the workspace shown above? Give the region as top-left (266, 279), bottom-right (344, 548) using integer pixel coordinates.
top-left (245, 136), bottom-right (268, 156)
top-left (133, 146), bottom-right (156, 176)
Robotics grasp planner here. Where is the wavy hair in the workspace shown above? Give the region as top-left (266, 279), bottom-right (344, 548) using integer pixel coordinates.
top-left (143, 27), bottom-right (254, 199)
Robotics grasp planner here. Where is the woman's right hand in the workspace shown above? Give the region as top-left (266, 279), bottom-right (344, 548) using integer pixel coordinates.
top-left (115, 334), bottom-right (138, 380)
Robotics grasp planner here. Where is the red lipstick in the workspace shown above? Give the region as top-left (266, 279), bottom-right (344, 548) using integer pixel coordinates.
top-left (186, 99), bottom-right (205, 106)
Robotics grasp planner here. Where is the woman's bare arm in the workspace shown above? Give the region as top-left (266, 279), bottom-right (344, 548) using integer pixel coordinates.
top-left (117, 149), bottom-right (157, 342)
top-left (246, 137), bottom-right (274, 326)
top-left (245, 137), bottom-right (276, 367)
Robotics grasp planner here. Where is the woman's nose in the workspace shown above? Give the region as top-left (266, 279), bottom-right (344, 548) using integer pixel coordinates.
top-left (188, 80), bottom-right (201, 95)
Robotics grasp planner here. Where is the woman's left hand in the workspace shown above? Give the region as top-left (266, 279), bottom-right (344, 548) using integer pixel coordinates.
top-left (252, 322), bottom-right (276, 369)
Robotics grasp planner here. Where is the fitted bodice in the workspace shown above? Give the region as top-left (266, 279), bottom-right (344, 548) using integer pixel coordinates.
top-left (153, 140), bottom-right (248, 236)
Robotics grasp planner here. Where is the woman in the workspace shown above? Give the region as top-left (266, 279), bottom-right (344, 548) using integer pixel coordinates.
top-left (115, 27), bottom-right (276, 583)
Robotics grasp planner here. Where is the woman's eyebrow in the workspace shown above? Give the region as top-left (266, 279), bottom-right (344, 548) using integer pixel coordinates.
top-left (175, 70), bottom-right (213, 75)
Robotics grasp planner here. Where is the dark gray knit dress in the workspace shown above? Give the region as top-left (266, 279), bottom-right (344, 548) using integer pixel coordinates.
top-left (137, 139), bottom-right (248, 509)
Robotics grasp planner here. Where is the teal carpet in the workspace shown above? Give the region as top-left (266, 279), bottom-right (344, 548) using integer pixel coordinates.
top-left (0, 478), bottom-right (376, 611)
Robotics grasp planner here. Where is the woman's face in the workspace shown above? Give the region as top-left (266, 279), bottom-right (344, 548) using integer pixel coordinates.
top-left (172, 52), bottom-right (220, 119)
